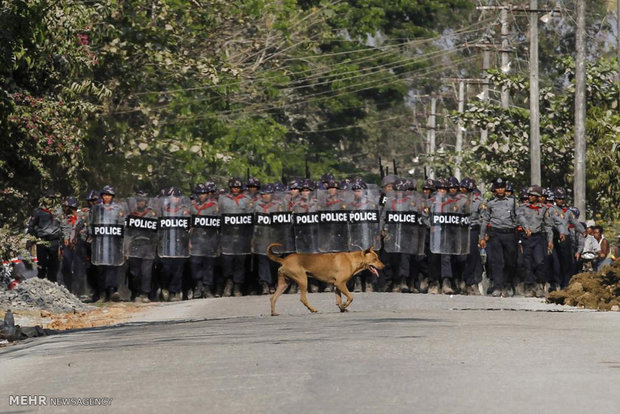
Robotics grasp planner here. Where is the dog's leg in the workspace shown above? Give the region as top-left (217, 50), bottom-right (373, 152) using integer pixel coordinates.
top-left (334, 287), bottom-right (345, 311)
top-left (270, 268), bottom-right (290, 316)
top-left (335, 281), bottom-right (354, 311)
top-left (297, 277), bottom-right (318, 313)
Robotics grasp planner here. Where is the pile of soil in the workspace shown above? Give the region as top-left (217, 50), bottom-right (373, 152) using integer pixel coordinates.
top-left (0, 278), bottom-right (91, 313)
top-left (547, 259), bottom-right (620, 310)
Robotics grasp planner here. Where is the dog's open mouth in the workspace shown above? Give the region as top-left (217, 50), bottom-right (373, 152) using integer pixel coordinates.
top-left (369, 265), bottom-right (380, 277)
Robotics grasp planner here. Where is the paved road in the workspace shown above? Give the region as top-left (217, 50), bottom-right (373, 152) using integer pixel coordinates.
top-left (2, 293), bottom-right (620, 413)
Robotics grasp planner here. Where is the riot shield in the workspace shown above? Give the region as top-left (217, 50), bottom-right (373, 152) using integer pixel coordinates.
top-left (429, 192), bottom-right (471, 255)
top-left (219, 193), bottom-right (253, 255)
top-left (252, 211), bottom-right (293, 255)
top-left (157, 196), bottom-right (191, 258)
top-left (91, 202), bottom-right (127, 266)
top-left (316, 189), bottom-right (349, 253)
top-left (190, 199), bottom-right (220, 257)
top-left (347, 189), bottom-right (381, 251)
top-left (382, 190), bottom-right (426, 255)
top-left (125, 197), bottom-right (158, 260)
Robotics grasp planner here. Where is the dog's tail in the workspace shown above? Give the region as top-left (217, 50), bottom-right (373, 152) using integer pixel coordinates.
top-left (267, 243), bottom-right (285, 264)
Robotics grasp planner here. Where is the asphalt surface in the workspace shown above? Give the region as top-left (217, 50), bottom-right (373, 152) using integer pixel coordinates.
top-left (2, 293), bottom-right (620, 413)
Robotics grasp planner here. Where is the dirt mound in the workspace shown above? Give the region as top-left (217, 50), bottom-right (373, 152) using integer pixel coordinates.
top-left (547, 259), bottom-right (620, 310)
top-left (0, 278), bottom-right (92, 313)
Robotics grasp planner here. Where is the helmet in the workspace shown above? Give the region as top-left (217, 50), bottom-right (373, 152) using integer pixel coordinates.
top-left (164, 186), bottom-right (182, 197)
top-left (568, 206), bottom-right (580, 219)
top-left (321, 172), bottom-right (335, 183)
top-left (194, 183), bottom-right (208, 194)
top-left (505, 181), bottom-right (514, 192)
top-left (491, 177), bottom-right (506, 190)
top-left (135, 189), bottom-right (149, 198)
top-left (205, 181), bottom-right (217, 193)
top-left (62, 196), bottom-right (78, 209)
top-left (351, 178), bottom-right (366, 191)
top-left (273, 182), bottom-right (286, 192)
top-left (527, 186), bottom-right (543, 197)
top-left (447, 176), bottom-right (460, 188)
top-left (288, 179), bottom-right (301, 190)
top-left (228, 177), bottom-right (243, 188)
top-left (554, 187), bottom-right (567, 199)
top-left (247, 177), bottom-right (261, 188)
top-left (394, 179), bottom-right (408, 192)
top-left (461, 178), bottom-right (477, 192)
top-left (435, 178), bottom-right (450, 189)
top-left (100, 185), bottom-right (115, 196)
top-left (326, 179), bottom-right (339, 189)
top-left (301, 178), bottom-right (315, 191)
top-left (381, 174), bottom-right (399, 187)
top-left (339, 180), bottom-right (350, 190)
top-left (422, 179), bottom-right (436, 191)
top-left (85, 189), bottom-right (99, 201)
top-left (259, 184), bottom-right (274, 194)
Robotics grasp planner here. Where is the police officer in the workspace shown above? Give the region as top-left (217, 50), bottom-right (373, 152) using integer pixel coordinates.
top-left (219, 177), bottom-right (253, 297)
top-left (460, 178), bottom-right (483, 295)
top-left (253, 184), bottom-right (283, 294)
top-left (478, 178), bottom-right (517, 297)
top-left (550, 187), bottom-right (586, 289)
top-left (416, 179), bottom-right (435, 293)
top-left (347, 179), bottom-right (378, 292)
top-left (246, 177), bottom-right (261, 202)
top-left (60, 196), bottom-right (79, 292)
top-left (189, 182), bottom-right (220, 299)
top-left (126, 190), bottom-right (158, 303)
top-left (91, 185), bottom-right (126, 302)
top-left (74, 190), bottom-right (99, 301)
top-left (516, 186), bottom-right (553, 297)
top-left (27, 189), bottom-right (63, 283)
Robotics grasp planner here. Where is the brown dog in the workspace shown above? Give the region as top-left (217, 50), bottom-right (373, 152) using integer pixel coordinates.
top-left (267, 243), bottom-right (385, 316)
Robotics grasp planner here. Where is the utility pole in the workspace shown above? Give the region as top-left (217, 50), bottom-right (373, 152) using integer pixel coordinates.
top-left (427, 96), bottom-right (437, 179)
top-left (481, 44), bottom-right (491, 144)
top-left (455, 81), bottom-right (466, 180)
top-left (529, 0), bottom-right (541, 185)
top-left (500, 7), bottom-right (510, 109)
top-left (574, 0), bottom-right (587, 214)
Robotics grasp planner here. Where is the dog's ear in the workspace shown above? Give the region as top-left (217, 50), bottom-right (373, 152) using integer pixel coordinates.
top-left (363, 247), bottom-right (372, 255)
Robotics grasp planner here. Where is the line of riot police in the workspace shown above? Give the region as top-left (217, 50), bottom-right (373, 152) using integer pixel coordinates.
top-left (27, 173), bottom-right (591, 302)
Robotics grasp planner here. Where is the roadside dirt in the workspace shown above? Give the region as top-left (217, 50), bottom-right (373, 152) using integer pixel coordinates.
top-left (547, 259), bottom-right (620, 310)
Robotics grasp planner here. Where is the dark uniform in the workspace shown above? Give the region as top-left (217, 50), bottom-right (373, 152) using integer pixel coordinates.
top-left (60, 197), bottom-right (79, 292)
top-left (219, 178), bottom-right (253, 297)
top-left (460, 179), bottom-right (483, 294)
top-left (27, 192), bottom-right (62, 283)
top-left (189, 182), bottom-right (220, 298)
top-left (253, 184), bottom-right (284, 294)
top-left (479, 178), bottom-right (517, 297)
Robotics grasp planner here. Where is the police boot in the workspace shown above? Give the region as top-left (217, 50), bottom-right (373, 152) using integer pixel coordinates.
top-left (491, 287), bottom-right (502, 297)
top-left (323, 284), bottom-right (333, 293)
top-left (261, 282), bottom-right (270, 295)
top-left (193, 281), bottom-right (203, 299)
top-left (535, 283), bottom-right (545, 298)
top-left (364, 282), bottom-right (374, 292)
top-left (419, 278), bottom-right (429, 294)
top-left (161, 289), bottom-right (170, 302)
top-left (203, 285), bottom-right (215, 298)
top-left (223, 279), bottom-right (234, 297)
top-left (108, 287), bottom-right (121, 302)
top-left (467, 284), bottom-right (481, 296)
top-left (232, 283), bottom-right (243, 297)
top-left (524, 284), bottom-right (536, 298)
top-left (170, 292), bottom-right (183, 302)
top-left (353, 277), bottom-right (362, 293)
top-left (309, 282), bottom-right (319, 293)
top-left (391, 279), bottom-right (401, 293)
top-left (288, 283), bottom-right (299, 294)
top-left (428, 282), bottom-right (440, 295)
top-left (514, 282), bottom-right (525, 296)
top-left (441, 278), bottom-right (454, 295)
